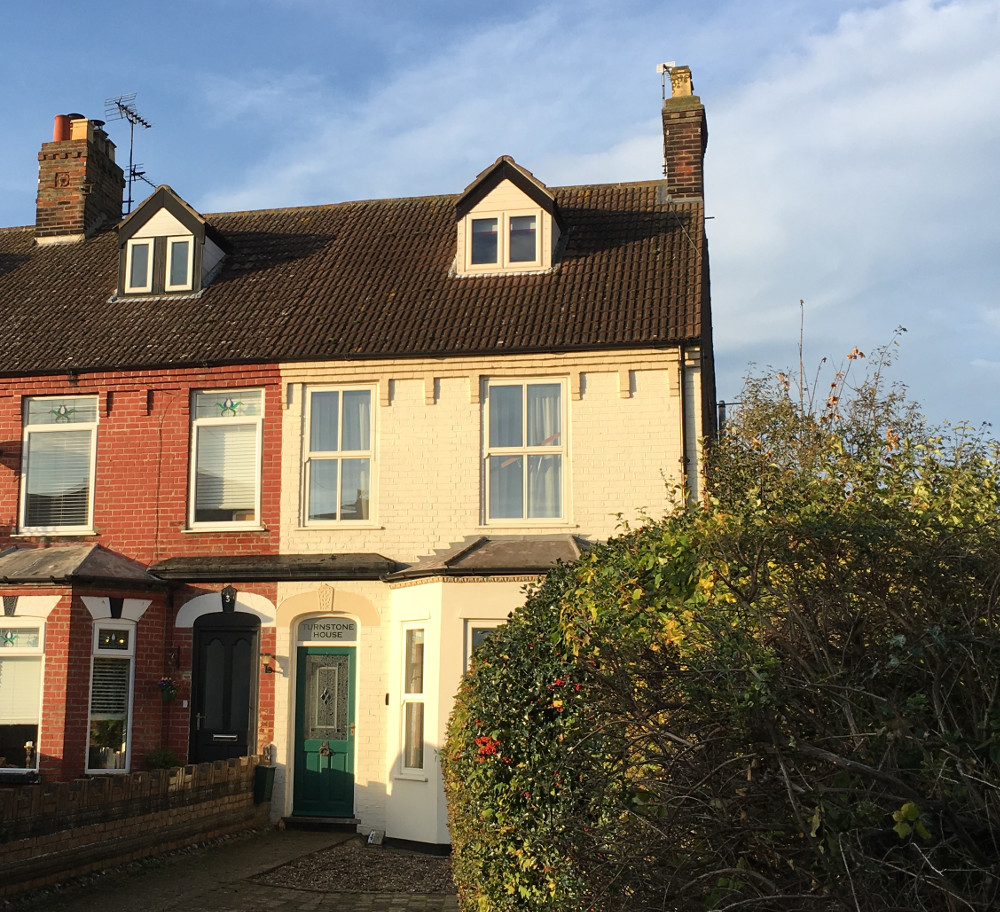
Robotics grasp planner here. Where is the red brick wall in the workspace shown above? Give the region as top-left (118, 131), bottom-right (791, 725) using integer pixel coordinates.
top-left (160, 582), bottom-right (279, 764)
top-left (13, 582), bottom-right (278, 783)
top-left (30, 587), bottom-right (172, 781)
top-left (1, 365), bottom-right (283, 782)
top-left (0, 758), bottom-right (269, 898)
top-left (0, 364), bottom-right (282, 562)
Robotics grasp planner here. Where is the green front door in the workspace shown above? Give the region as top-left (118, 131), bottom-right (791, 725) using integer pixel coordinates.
top-left (293, 646), bottom-right (356, 817)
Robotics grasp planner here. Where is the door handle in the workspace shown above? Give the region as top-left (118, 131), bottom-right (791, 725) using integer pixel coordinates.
top-left (195, 713), bottom-right (204, 731)
top-left (349, 723), bottom-right (356, 737)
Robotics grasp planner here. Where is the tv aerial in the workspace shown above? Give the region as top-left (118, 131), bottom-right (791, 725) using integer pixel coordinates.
top-left (104, 93), bottom-right (152, 213)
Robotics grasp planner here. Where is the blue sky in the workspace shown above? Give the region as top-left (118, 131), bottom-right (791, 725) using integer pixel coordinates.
top-left (2, 0), bottom-right (998, 429)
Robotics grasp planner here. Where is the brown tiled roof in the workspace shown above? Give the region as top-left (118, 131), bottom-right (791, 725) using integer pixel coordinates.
top-left (0, 181), bottom-right (707, 375)
top-left (386, 535), bottom-right (591, 580)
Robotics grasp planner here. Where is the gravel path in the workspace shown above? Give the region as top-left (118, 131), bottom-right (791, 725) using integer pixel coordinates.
top-left (254, 838), bottom-right (456, 894)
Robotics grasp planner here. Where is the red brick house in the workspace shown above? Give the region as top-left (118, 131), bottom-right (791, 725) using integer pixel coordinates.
top-left (0, 66), bottom-right (715, 846)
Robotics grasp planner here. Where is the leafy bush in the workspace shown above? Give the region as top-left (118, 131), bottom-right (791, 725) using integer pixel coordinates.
top-left (442, 563), bottom-right (601, 909)
top-left (445, 339), bottom-right (1000, 910)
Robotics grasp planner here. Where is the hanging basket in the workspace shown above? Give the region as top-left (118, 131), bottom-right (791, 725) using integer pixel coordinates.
top-left (158, 677), bottom-right (178, 702)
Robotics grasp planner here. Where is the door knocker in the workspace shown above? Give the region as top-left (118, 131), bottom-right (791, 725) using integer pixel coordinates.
top-left (319, 741), bottom-right (331, 757)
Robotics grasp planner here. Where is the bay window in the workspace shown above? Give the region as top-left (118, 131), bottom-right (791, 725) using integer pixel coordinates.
top-left (0, 622), bottom-right (43, 772)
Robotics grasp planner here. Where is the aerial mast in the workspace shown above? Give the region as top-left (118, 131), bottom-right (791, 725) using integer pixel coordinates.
top-left (104, 93), bottom-right (152, 214)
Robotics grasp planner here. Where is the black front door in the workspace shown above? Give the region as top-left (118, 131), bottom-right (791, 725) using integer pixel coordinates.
top-left (190, 612), bottom-right (259, 763)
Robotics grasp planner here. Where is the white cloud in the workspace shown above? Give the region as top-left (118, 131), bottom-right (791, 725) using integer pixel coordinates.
top-left (700, 0), bottom-right (1000, 423)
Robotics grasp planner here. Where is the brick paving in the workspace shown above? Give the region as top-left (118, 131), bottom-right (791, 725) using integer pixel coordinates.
top-left (9, 829), bottom-right (459, 912)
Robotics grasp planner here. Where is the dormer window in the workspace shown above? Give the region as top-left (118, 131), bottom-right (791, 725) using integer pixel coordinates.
top-left (455, 157), bottom-right (561, 278)
top-left (470, 214), bottom-right (539, 267)
top-left (125, 240), bottom-right (153, 293)
top-left (165, 237), bottom-right (193, 291)
top-left (117, 185), bottom-right (229, 298)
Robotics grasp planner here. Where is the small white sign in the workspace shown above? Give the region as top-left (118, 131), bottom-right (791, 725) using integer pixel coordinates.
top-left (300, 618), bottom-right (358, 642)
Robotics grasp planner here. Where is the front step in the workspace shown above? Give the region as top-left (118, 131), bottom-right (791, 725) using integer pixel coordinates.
top-left (282, 815), bottom-right (360, 832)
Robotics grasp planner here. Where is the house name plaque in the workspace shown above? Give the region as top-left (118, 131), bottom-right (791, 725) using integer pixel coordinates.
top-left (300, 618), bottom-right (358, 642)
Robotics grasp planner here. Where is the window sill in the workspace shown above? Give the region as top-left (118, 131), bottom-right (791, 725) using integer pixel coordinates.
top-left (183, 525), bottom-right (268, 534)
top-left (393, 771), bottom-right (429, 782)
top-left (455, 264), bottom-right (553, 278)
top-left (479, 520), bottom-right (576, 530)
top-left (297, 522), bottom-right (383, 531)
top-left (0, 770), bottom-right (39, 785)
top-left (12, 529), bottom-right (97, 538)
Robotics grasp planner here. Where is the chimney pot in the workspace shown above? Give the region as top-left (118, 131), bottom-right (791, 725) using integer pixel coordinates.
top-left (69, 117), bottom-right (92, 142)
top-left (52, 115), bottom-right (70, 142)
top-left (669, 66), bottom-right (694, 98)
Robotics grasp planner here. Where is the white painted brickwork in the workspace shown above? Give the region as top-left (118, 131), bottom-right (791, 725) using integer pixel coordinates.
top-left (280, 349), bottom-right (701, 562)
top-left (270, 348), bottom-right (705, 841)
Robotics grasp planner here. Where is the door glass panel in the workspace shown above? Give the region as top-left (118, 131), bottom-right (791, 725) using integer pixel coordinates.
top-left (305, 654), bottom-right (349, 740)
top-left (314, 664), bottom-right (340, 731)
top-left (404, 702), bottom-right (424, 769)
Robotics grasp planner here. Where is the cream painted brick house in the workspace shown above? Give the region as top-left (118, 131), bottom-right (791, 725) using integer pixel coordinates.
top-left (0, 66), bottom-right (713, 848)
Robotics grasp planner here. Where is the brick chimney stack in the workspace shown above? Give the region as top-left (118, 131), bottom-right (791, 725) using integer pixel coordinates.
top-left (35, 115), bottom-right (125, 244)
top-left (662, 66), bottom-right (708, 200)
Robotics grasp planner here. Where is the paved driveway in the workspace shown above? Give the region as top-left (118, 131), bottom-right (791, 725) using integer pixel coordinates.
top-left (11, 829), bottom-right (458, 912)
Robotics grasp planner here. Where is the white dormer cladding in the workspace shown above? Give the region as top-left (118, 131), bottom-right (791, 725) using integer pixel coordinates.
top-left (117, 185), bottom-right (227, 297)
top-left (454, 157), bottom-right (562, 277)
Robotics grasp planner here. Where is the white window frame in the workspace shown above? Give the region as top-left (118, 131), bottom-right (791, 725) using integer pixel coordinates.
top-left (464, 619), bottom-right (504, 669)
top-left (188, 389), bottom-right (263, 529)
top-left (465, 208), bottom-right (543, 273)
top-left (400, 624), bottom-right (426, 775)
top-left (86, 621), bottom-right (136, 774)
top-left (0, 619), bottom-right (45, 773)
top-left (484, 379), bottom-right (567, 524)
top-left (164, 236), bottom-right (194, 292)
top-left (125, 239), bottom-right (153, 293)
top-left (20, 395), bottom-right (99, 535)
top-left (302, 386), bottom-right (375, 525)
